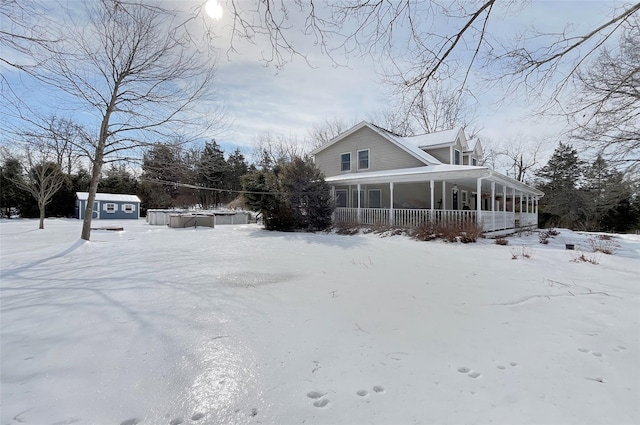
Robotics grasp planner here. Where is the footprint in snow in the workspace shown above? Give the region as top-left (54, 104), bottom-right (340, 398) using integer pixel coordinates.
top-left (373, 385), bottom-right (385, 393)
top-left (306, 391), bottom-right (325, 399)
top-left (468, 372), bottom-right (481, 379)
top-left (313, 399), bottom-right (330, 408)
top-left (356, 389), bottom-right (368, 396)
top-left (169, 419), bottom-right (183, 425)
top-left (120, 419), bottom-right (141, 425)
top-left (457, 367), bottom-right (470, 373)
top-left (191, 412), bottom-right (205, 421)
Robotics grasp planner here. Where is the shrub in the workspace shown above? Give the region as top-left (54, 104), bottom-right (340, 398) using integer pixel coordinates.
top-left (411, 220), bottom-right (483, 243)
top-left (587, 235), bottom-right (619, 255)
top-left (495, 237), bottom-right (509, 246)
top-left (333, 221), bottom-right (360, 235)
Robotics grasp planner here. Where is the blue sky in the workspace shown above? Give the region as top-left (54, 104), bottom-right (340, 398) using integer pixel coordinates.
top-left (0, 0), bottom-right (625, 163)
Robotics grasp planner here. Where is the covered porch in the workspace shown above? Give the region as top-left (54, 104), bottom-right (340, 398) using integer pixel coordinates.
top-left (326, 166), bottom-right (543, 233)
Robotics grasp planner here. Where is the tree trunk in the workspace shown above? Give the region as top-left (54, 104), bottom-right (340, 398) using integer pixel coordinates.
top-left (81, 159), bottom-right (103, 241)
top-left (39, 201), bottom-right (45, 229)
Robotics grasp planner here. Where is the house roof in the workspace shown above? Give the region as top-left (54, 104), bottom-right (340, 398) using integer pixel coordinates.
top-left (76, 192), bottom-right (141, 203)
top-left (325, 165), bottom-right (544, 196)
top-left (311, 121), bottom-right (442, 166)
top-left (400, 128), bottom-right (465, 150)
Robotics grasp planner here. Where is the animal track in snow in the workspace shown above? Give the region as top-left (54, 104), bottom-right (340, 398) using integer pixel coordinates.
top-left (307, 391), bottom-right (326, 399)
top-left (120, 419), bottom-right (141, 425)
top-left (191, 412), bottom-right (205, 421)
top-left (313, 398), bottom-right (329, 408)
top-left (169, 418), bottom-right (183, 425)
top-left (373, 385), bottom-right (385, 393)
top-left (497, 365), bottom-right (506, 370)
top-left (510, 362), bottom-right (518, 367)
top-left (457, 367), bottom-right (481, 378)
top-left (356, 389), bottom-right (368, 396)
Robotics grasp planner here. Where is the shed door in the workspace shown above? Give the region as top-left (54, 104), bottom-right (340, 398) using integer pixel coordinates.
top-left (92, 201), bottom-right (100, 219)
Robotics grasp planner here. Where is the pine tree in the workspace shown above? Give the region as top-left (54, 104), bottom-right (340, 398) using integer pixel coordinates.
top-left (536, 142), bottom-right (585, 228)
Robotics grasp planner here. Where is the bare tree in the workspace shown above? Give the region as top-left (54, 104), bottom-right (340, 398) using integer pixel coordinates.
top-left (307, 117), bottom-right (355, 149)
top-left (221, 1), bottom-right (639, 111)
top-left (569, 15), bottom-right (640, 173)
top-left (252, 131), bottom-right (311, 168)
top-left (9, 139), bottom-right (67, 229)
top-left (7, 0), bottom-right (223, 240)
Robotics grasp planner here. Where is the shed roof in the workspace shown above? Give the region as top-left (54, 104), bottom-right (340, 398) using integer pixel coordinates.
top-left (76, 192), bottom-right (141, 203)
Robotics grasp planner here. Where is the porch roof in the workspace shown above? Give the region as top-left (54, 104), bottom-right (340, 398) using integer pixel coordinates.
top-left (325, 165), bottom-right (544, 196)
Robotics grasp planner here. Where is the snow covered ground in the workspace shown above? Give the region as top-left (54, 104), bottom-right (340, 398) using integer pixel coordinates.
top-left (1, 218), bottom-right (638, 425)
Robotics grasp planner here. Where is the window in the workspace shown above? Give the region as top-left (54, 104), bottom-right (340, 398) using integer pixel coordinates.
top-left (340, 153), bottom-right (351, 172)
top-left (472, 158), bottom-right (477, 166)
top-left (454, 149), bottom-right (461, 165)
top-left (357, 149), bottom-right (369, 170)
top-left (352, 189), bottom-right (365, 207)
top-left (105, 203), bottom-right (117, 213)
top-left (335, 190), bottom-right (347, 207)
top-left (368, 190), bottom-right (381, 208)
top-left (123, 204), bottom-right (135, 213)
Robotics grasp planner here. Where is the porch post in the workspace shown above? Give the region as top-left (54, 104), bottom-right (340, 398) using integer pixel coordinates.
top-left (389, 182), bottom-right (394, 226)
top-left (526, 194), bottom-right (529, 214)
top-left (512, 188), bottom-right (516, 212)
top-left (476, 177), bottom-right (483, 229)
top-left (519, 191), bottom-right (523, 215)
top-left (442, 181), bottom-right (446, 210)
top-left (503, 185), bottom-right (507, 230)
top-left (491, 181), bottom-right (496, 232)
top-left (331, 186), bottom-right (336, 221)
top-left (430, 180), bottom-right (435, 222)
top-left (357, 183), bottom-right (362, 223)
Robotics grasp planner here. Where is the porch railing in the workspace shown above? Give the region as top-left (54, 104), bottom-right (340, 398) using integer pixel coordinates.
top-left (333, 208), bottom-right (536, 232)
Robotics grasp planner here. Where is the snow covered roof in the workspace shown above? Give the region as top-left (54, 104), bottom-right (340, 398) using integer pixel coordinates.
top-left (76, 192), bottom-right (141, 203)
top-left (400, 128), bottom-right (463, 149)
top-left (325, 165), bottom-right (544, 195)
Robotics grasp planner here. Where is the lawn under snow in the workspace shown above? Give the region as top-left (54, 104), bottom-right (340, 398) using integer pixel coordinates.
top-left (1, 219), bottom-right (638, 425)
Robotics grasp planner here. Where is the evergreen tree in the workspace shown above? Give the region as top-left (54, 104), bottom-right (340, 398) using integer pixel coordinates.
top-left (0, 158), bottom-right (30, 218)
top-left (196, 140), bottom-right (227, 208)
top-left (99, 164), bottom-right (139, 194)
top-left (536, 142), bottom-right (585, 228)
top-left (580, 155), bottom-right (633, 231)
top-left (225, 148), bottom-right (249, 203)
top-left (242, 156), bottom-right (334, 231)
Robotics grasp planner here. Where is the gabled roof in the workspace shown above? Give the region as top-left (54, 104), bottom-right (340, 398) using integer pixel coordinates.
top-left (76, 192), bottom-right (141, 203)
top-left (400, 128), bottom-right (466, 150)
top-left (465, 138), bottom-right (483, 155)
top-left (311, 121), bottom-right (442, 166)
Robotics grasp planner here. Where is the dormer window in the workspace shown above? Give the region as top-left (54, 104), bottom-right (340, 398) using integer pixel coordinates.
top-left (454, 149), bottom-right (461, 165)
top-left (357, 149), bottom-right (370, 170)
top-left (340, 152), bottom-right (351, 172)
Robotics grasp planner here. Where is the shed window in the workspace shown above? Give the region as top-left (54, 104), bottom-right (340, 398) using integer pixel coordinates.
top-left (340, 153), bottom-right (351, 172)
top-left (357, 149), bottom-right (369, 170)
top-left (123, 204), bottom-right (135, 213)
top-left (105, 203), bottom-right (117, 213)
top-left (454, 149), bottom-right (461, 165)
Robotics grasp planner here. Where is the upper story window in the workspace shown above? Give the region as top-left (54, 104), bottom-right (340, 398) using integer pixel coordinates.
top-left (454, 149), bottom-right (461, 165)
top-left (357, 149), bottom-right (370, 170)
top-left (340, 153), bottom-right (351, 172)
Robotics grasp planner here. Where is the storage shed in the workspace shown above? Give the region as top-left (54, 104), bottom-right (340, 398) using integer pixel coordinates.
top-left (75, 192), bottom-right (141, 220)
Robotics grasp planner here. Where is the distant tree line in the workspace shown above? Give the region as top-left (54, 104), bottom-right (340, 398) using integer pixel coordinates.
top-left (0, 140), bottom-right (251, 220)
top-left (535, 142), bottom-right (640, 232)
